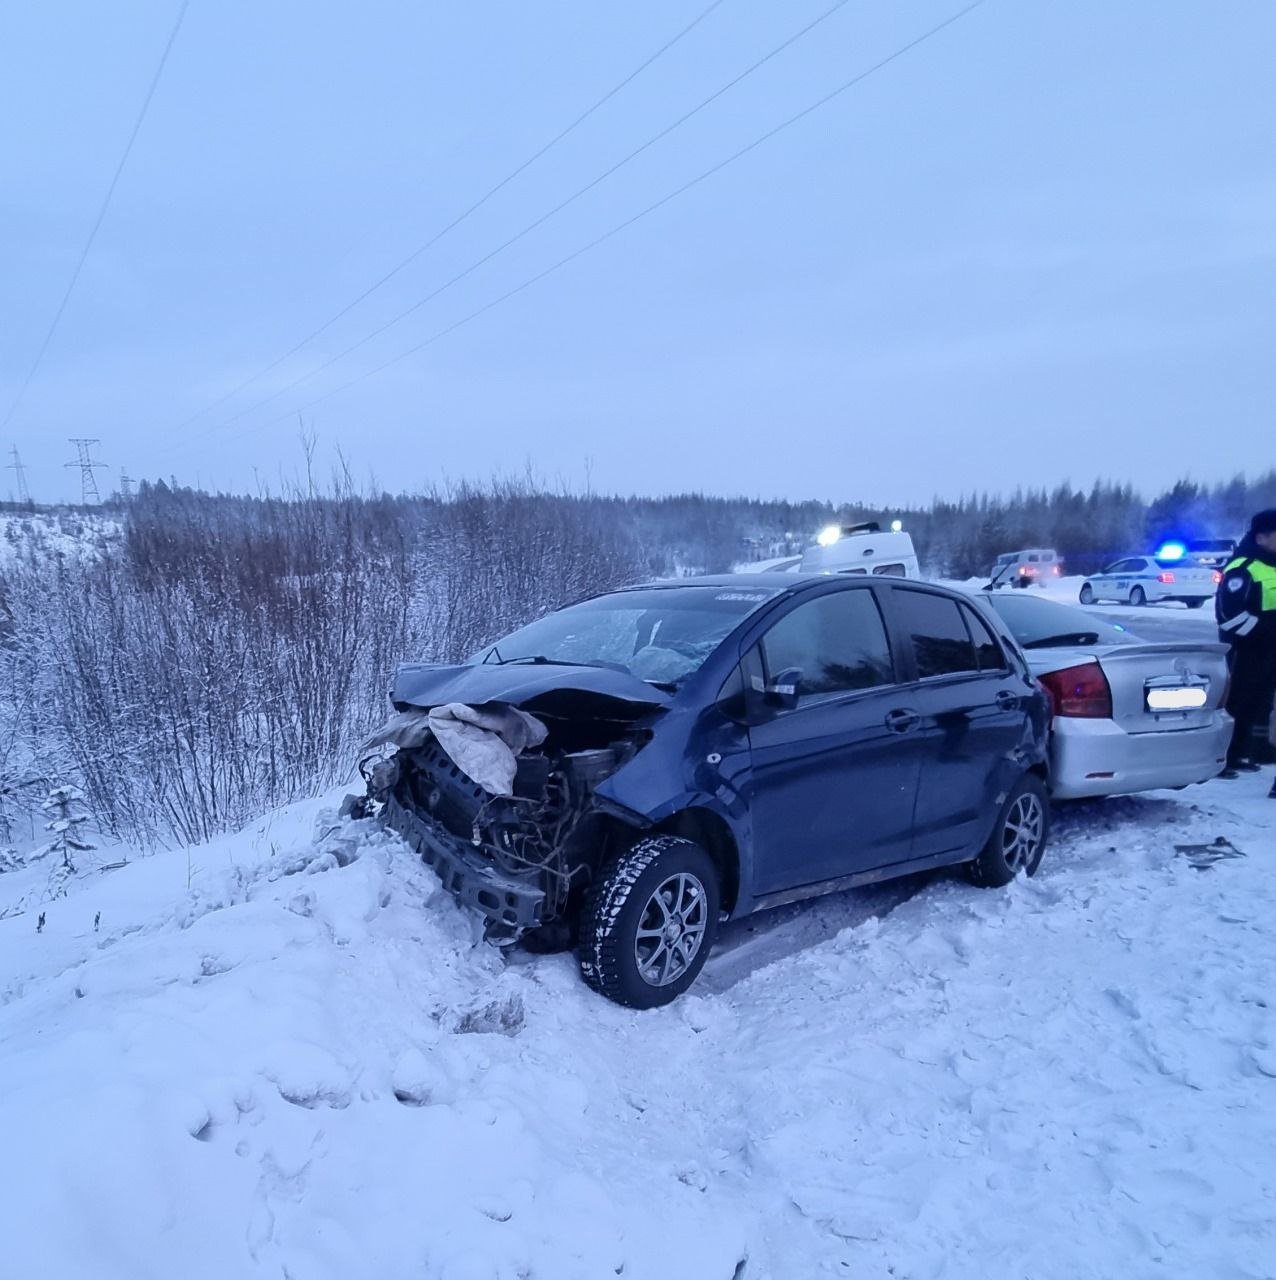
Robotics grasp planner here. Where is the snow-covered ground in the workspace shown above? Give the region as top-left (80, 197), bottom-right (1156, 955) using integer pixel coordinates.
top-left (0, 510), bottom-right (122, 565)
top-left (3, 774), bottom-right (1274, 1279)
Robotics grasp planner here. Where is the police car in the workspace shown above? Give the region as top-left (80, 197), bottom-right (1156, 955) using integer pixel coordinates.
top-left (1079, 543), bottom-right (1220, 608)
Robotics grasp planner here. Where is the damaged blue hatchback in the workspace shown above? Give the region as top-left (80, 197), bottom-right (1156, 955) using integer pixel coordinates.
top-left (351, 575), bottom-right (1050, 1007)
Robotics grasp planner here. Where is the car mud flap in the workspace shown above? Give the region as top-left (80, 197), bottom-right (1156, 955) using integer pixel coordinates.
top-left (382, 793), bottom-right (545, 930)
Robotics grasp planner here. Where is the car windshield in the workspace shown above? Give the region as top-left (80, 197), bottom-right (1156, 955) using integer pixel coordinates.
top-left (984, 593), bottom-right (1142, 648)
top-left (471, 585), bottom-right (780, 685)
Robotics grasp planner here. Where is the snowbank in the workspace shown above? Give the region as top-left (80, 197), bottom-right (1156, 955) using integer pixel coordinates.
top-left (2, 778), bottom-right (1274, 1278)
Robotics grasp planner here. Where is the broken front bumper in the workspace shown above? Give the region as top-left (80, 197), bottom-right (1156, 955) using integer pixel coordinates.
top-left (382, 792), bottom-right (546, 932)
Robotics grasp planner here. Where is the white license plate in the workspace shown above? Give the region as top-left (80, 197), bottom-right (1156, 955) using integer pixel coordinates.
top-left (1147, 686), bottom-right (1208, 711)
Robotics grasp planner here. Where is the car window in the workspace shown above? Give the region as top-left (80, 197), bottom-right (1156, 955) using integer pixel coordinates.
top-left (871, 562), bottom-right (906, 576)
top-left (963, 605), bottom-right (1008, 671)
top-left (892, 589), bottom-right (980, 679)
top-left (1027, 554), bottom-right (1040, 563)
top-left (760, 590), bottom-right (894, 702)
top-left (985, 592), bottom-right (1143, 647)
top-left (472, 585), bottom-right (779, 685)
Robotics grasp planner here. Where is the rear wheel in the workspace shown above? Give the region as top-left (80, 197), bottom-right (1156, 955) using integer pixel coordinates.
top-left (578, 836), bottom-right (720, 1008)
top-left (1078, 583), bottom-right (1095, 605)
top-left (1129, 585), bottom-right (1147, 606)
top-left (968, 774), bottom-right (1049, 888)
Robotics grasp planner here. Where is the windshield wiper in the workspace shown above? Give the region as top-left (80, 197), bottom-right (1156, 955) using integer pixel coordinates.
top-left (491, 654), bottom-right (634, 674)
top-left (1021, 632), bottom-right (1100, 650)
top-left (494, 654), bottom-right (580, 667)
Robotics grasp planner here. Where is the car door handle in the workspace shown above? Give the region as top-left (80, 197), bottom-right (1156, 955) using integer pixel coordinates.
top-left (884, 708), bottom-right (920, 733)
top-left (995, 690), bottom-right (1020, 710)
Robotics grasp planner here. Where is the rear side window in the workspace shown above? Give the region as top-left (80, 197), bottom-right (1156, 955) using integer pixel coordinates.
top-left (761, 590), bottom-right (894, 702)
top-left (892, 590), bottom-right (979, 679)
top-left (872, 562), bottom-right (906, 576)
top-left (964, 606), bottom-right (1008, 672)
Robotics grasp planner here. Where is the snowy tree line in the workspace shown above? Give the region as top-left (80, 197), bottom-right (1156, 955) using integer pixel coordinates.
top-left (0, 469), bottom-right (1270, 849)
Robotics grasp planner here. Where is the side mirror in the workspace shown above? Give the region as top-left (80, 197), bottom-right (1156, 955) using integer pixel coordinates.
top-left (762, 667), bottom-right (802, 711)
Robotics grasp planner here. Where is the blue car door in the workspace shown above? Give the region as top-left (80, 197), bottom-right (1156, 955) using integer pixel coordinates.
top-left (883, 586), bottom-right (1030, 857)
top-left (743, 586), bottom-right (923, 895)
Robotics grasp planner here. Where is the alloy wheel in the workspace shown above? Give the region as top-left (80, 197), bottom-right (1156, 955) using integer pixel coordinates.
top-left (633, 872), bottom-right (708, 987)
top-left (1002, 792), bottom-right (1044, 872)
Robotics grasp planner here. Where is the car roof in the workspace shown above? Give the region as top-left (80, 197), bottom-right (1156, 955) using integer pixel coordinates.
top-left (623, 573), bottom-right (970, 602)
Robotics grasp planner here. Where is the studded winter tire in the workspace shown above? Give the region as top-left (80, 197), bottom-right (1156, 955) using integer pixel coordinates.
top-left (578, 836), bottom-right (720, 1008)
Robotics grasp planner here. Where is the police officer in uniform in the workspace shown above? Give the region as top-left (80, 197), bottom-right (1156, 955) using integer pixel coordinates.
top-left (1216, 509), bottom-right (1276, 788)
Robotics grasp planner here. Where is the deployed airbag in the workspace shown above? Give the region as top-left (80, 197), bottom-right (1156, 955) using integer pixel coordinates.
top-left (363, 702), bottom-right (548, 796)
top-left (425, 702), bottom-right (548, 796)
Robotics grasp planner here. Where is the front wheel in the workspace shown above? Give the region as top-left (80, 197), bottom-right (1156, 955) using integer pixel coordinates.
top-left (579, 836), bottom-right (720, 1008)
top-left (1129, 586), bottom-right (1147, 606)
top-left (968, 774), bottom-right (1049, 888)
top-left (1079, 583), bottom-right (1095, 605)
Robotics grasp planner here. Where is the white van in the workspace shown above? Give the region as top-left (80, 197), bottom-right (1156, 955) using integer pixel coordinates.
top-left (798, 522), bottom-right (921, 578)
top-left (987, 548), bottom-right (1062, 589)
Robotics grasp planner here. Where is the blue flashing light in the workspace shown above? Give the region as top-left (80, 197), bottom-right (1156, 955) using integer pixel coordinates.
top-left (1156, 540), bottom-right (1187, 562)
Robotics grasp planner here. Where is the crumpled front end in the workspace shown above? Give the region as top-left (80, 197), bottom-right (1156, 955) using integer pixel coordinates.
top-left (351, 667), bottom-right (663, 940)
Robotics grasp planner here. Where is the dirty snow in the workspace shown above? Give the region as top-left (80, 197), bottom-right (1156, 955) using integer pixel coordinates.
top-left (2, 776), bottom-right (1275, 1279)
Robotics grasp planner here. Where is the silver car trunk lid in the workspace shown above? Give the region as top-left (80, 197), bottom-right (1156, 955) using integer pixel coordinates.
top-left (1026, 642), bottom-right (1229, 733)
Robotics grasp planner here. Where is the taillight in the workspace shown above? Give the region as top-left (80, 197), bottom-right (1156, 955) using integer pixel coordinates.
top-left (1052, 564), bottom-right (1061, 575)
top-left (1212, 570), bottom-right (1222, 584)
top-left (1039, 662), bottom-right (1113, 719)
top-left (1157, 571), bottom-right (1175, 584)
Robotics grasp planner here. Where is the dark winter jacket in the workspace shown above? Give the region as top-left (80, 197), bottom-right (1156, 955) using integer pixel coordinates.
top-left (1216, 535), bottom-right (1276, 650)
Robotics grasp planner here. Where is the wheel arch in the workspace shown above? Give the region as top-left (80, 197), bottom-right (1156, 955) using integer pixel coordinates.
top-left (655, 806), bottom-right (741, 915)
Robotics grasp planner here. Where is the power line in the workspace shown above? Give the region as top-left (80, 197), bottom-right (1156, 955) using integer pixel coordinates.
top-left (7, 447), bottom-right (31, 503)
top-left (65, 438), bottom-right (108, 505)
top-left (1, 0), bottom-right (192, 432)
top-left (183, 0), bottom-right (856, 445)
top-left (244, 0), bottom-right (990, 437)
top-left (167, 0), bottom-right (730, 434)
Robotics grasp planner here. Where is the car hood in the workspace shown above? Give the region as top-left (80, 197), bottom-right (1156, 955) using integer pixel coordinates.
top-left (390, 661), bottom-right (673, 715)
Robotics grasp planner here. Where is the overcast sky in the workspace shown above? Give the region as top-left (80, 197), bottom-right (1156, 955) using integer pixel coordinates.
top-left (2, 1), bottom-right (1272, 506)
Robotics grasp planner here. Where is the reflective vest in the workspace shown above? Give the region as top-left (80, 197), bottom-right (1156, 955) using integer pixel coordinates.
top-left (1225, 556), bottom-right (1276, 612)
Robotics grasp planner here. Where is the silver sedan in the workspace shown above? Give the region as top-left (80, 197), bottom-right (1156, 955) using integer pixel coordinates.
top-left (974, 592), bottom-right (1230, 799)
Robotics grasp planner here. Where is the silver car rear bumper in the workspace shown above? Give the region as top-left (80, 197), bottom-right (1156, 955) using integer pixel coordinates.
top-left (1050, 714), bottom-right (1232, 799)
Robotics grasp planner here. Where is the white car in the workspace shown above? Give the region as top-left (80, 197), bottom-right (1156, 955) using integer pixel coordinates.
top-left (976, 592), bottom-right (1231, 799)
top-left (1079, 555), bottom-right (1219, 609)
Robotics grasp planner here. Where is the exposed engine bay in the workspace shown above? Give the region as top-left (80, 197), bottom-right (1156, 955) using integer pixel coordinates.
top-left (348, 672), bottom-right (664, 942)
